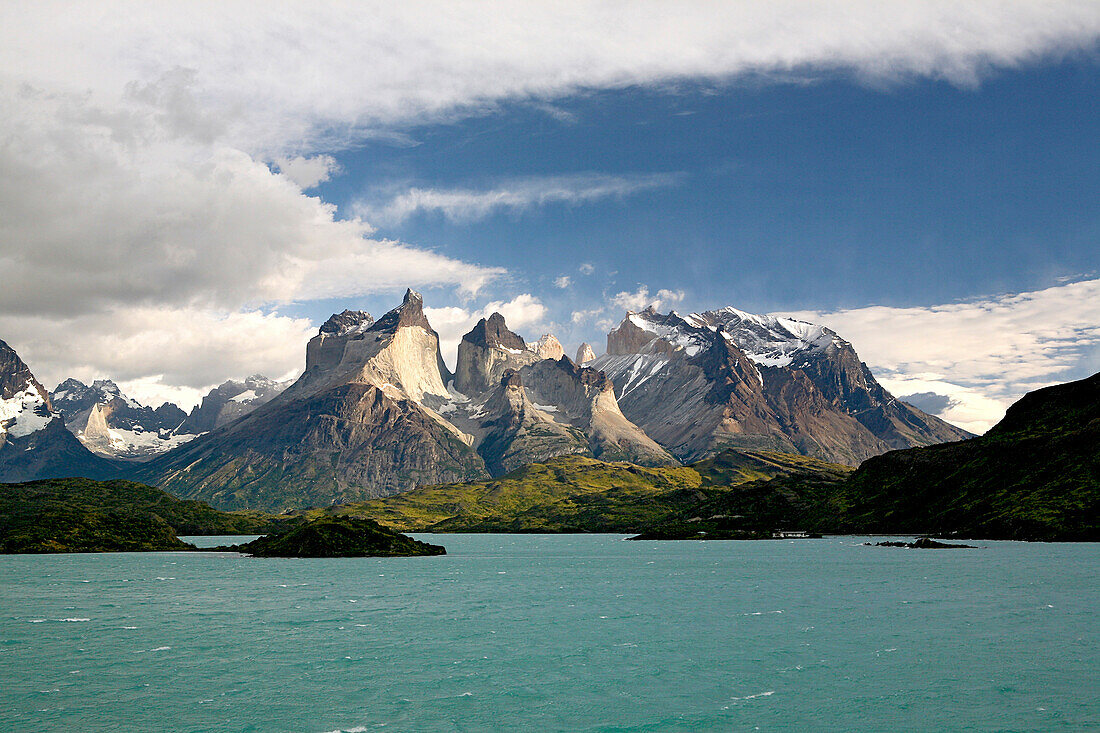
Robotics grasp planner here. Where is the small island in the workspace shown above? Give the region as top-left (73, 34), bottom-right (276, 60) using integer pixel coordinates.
top-left (223, 516), bottom-right (447, 558)
top-left (869, 537), bottom-right (977, 549)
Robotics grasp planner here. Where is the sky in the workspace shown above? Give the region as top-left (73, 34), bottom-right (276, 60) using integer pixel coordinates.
top-left (1, 2), bottom-right (1098, 434)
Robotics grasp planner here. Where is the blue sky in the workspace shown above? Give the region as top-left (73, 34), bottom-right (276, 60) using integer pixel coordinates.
top-left (307, 59), bottom-right (1099, 326)
top-left (2, 2), bottom-right (1098, 431)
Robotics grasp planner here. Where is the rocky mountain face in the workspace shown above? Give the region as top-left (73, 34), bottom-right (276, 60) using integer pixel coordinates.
top-left (590, 306), bottom-right (971, 465)
top-left (1, 339), bottom-right (55, 451)
top-left (133, 291), bottom-right (490, 510)
top-left (0, 340), bottom-right (118, 482)
top-left (452, 313), bottom-right (538, 394)
top-left (49, 379), bottom-right (195, 461)
top-left (180, 375), bottom-right (290, 433)
top-left (131, 292), bottom-right (672, 510)
top-left (575, 342), bottom-right (596, 364)
top-left (531, 333), bottom-right (564, 360)
top-left (9, 292), bottom-right (976, 512)
top-left (445, 314), bottom-right (674, 470)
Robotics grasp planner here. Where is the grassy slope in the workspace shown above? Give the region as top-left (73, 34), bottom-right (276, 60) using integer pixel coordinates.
top-left (310, 450), bottom-right (852, 533)
top-left (0, 477), bottom-right (284, 552)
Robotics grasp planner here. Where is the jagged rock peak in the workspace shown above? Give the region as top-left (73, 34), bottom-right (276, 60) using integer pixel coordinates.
top-left (368, 288), bottom-right (433, 334)
top-left (531, 333), bottom-right (564, 360)
top-left (550, 355), bottom-right (611, 391)
top-left (320, 310), bottom-right (374, 335)
top-left (575, 342), bottom-right (596, 364)
top-left (464, 313), bottom-right (528, 351)
top-left (1, 339), bottom-right (50, 405)
top-left (607, 309), bottom-right (709, 356)
top-left (90, 379), bottom-right (123, 399)
top-left (53, 377), bottom-right (88, 394)
top-left (0, 339), bottom-right (55, 442)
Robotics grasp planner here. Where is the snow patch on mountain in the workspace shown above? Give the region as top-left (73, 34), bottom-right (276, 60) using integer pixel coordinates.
top-left (689, 307), bottom-right (844, 367)
top-left (627, 313), bottom-right (707, 356)
top-left (0, 386), bottom-right (52, 439)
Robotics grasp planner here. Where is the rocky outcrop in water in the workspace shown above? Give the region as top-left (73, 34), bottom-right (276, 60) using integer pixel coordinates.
top-left (229, 516), bottom-right (445, 558)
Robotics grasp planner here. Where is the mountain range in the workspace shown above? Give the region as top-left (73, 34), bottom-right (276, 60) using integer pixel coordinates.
top-left (45, 374), bottom-right (289, 461)
top-left (2, 290), bottom-right (972, 511)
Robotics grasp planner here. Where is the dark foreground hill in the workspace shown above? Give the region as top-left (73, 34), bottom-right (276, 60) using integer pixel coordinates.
top-left (0, 477), bottom-right (281, 553)
top-left (824, 371), bottom-right (1100, 541)
top-left (226, 516), bottom-right (446, 558)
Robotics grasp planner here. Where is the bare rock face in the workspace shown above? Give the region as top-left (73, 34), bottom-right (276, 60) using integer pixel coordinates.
top-left (591, 307), bottom-right (972, 465)
top-left (49, 378), bottom-right (196, 460)
top-left (477, 368), bottom-right (592, 475)
top-left (530, 333), bottom-right (564, 361)
top-left (181, 375), bottom-right (290, 433)
top-left (454, 313), bottom-right (538, 395)
top-left (519, 357), bottom-right (675, 466)
top-left (291, 288), bottom-right (453, 406)
top-left (139, 382), bottom-right (487, 511)
top-left (445, 313), bottom-right (675, 473)
top-left (575, 342), bottom-right (597, 364)
top-left (134, 291), bottom-right (489, 510)
top-left (305, 310), bottom-right (374, 377)
top-left (0, 338), bottom-right (53, 450)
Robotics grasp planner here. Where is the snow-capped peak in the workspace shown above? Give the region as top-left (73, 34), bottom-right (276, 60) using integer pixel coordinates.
top-left (606, 305), bottom-right (844, 366)
top-left (691, 307), bottom-right (844, 367)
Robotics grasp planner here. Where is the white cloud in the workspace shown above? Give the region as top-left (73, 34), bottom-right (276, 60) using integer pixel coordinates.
top-left (4, 3), bottom-right (1097, 152)
top-left (578, 263), bottom-right (596, 276)
top-left (0, 87), bottom-right (502, 320)
top-left (272, 154), bottom-right (340, 189)
top-left (0, 307), bottom-right (314, 410)
top-left (786, 278), bottom-right (1100, 433)
top-left (554, 276), bottom-right (572, 289)
top-left (2, 2), bottom-right (1098, 401)
top-left (426, 294), bottom-right (549, 368)
top-left (354, 173), bottom-right (679, 226)
top-left (611, 287), bottom-right (685, 313)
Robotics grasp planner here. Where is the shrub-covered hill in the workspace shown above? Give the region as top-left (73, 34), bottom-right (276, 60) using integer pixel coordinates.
top-left (823, 372), bottom-right (1100, 541)
top-left (227, 516), bottom-right (446, 558)
top-left (309, 449), bottom-right (853, 534)
top-left (0, 477), bottom-right (283, 553)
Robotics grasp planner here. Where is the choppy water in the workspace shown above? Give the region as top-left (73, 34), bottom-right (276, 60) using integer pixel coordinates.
top-left (1, 535), bottom-right (1097, 732)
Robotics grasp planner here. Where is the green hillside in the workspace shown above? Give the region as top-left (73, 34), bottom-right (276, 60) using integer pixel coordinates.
top-left (0, 477), bottom-right (283, 553)
top-left (824, 373), bottom-right (1100, 541)
top-left (311, 449), bottom-right (852, 533)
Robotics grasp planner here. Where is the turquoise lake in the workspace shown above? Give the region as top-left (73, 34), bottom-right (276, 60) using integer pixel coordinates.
top-left (1, 534), bottom-right (1097, 732)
